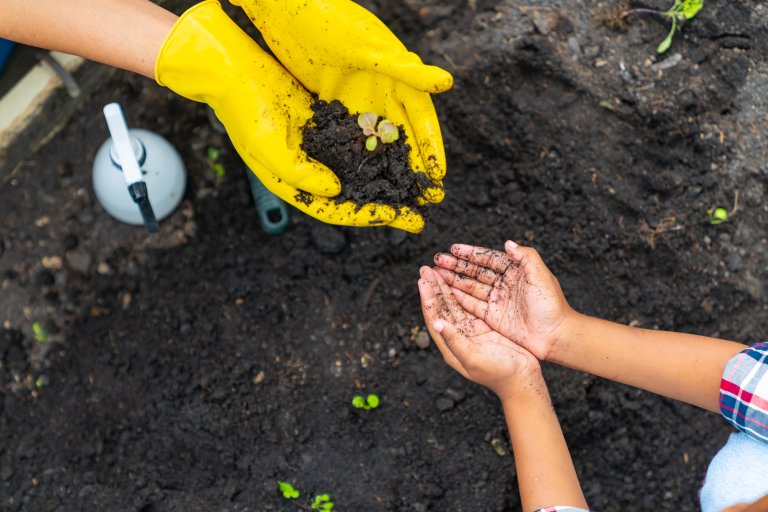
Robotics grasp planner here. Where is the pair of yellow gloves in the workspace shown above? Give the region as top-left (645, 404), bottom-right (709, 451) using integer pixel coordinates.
top-left (155, 0), bottom-right (453, 233)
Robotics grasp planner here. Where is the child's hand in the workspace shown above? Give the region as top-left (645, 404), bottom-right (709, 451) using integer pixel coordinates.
top-left (418, 266), bottom-right (542, 401)
top-left (433, 241), bottom-right (572, 361)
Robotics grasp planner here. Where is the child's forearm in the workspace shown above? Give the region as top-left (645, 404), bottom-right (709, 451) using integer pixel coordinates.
top-left (0, 0), bottom-right (177, 78)
top-left (550, 312), bottom-right (745, 412)
top-left (502, 374), bottom-right (587, 511)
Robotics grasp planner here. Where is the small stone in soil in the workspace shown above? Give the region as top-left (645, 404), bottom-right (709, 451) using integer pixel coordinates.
top-left (414, 331), bottom-right (431, 350)
top-left (436, 397), bottom-right (455, 412)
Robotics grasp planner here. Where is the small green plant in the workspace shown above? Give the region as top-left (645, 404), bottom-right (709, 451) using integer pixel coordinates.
top-left (32, 322), bottom-right (48, 343)
top-left (621, 0), bottom-right (704, 54)
top-left (357, 112), bottom-right (399, 151)
top-left (352, 393), bottom-right (380, 411)
top-left (206, 146), bottom-right (226, 180)
top-left (311, 493), bottom-right (335, 511)
top-left (707, 207), bottom-right (729, 225)
top-left (277, 481), bottom-right (300, 499)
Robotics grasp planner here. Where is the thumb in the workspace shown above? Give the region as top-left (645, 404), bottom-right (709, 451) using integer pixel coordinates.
top-left (377, 56), bottom-right (454, 93)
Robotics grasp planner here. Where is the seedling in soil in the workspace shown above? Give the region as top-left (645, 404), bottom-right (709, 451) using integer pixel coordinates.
top-left (621, 0), bottom-right (703, 54)
top-left (357, 112), bottom-right (399, 151)
top-left (311, 493), bottom-right (335, 511)
top-left (352, 393), bottom-right (380, 410)
top-left (707, 207), bottom-right (729, 225)
top-left (277, 481), bottom-right (300, 499)
top-left (206, 146), bottom-right (226, 180)
top-left (32, 322), bottom-right (48, 343)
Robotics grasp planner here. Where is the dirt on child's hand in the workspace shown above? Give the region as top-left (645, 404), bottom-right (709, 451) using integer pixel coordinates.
top-left (417, 266), bottom-right (541, 401)
top-left (432, 241), bottom-right (572, 361)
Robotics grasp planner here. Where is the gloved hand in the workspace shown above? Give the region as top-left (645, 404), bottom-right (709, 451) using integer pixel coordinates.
top-left (231, 0), bottom-right (454, 232)
top-left (155, 1), bottom-right (411, 230)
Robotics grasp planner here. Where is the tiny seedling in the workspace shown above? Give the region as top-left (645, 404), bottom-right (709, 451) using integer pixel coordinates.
top-left (621, 0), bottom-right (704, 54)
top-left (352, 393), bottom-right (380, 411)
top-left (311, 493), bottom-right (335, 511)
top-left (32, 322), bottom-right (48, 343)
top-left (357, 112), bottom-right (399, 151)
top-left (206, 146), bottom-right (226, 180)
top-left (707, 207), bottom-right (729, 225)
top-left (277, 481), bottom-right (300, 499)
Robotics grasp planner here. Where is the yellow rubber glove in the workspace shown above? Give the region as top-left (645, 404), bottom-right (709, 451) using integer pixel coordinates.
top-left (155, 1), bottom-right (408, 230)
top-left (231, 0), bottom-right (454, 232)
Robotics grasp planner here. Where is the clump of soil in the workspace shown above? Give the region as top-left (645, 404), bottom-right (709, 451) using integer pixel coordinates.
top-left (301, 99), bottom-right (433, 209)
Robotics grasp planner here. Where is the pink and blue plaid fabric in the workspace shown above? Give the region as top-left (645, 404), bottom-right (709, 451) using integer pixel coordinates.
top-left (720, 342), bottom-right (768, 444)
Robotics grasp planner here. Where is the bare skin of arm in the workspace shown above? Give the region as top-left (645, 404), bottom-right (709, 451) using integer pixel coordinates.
top-left (433, 240), bottom-right (745, 413)
top-left (0, 0), bottom-right (177, 78)
top-left (418, 266), bottom-right (587, 511)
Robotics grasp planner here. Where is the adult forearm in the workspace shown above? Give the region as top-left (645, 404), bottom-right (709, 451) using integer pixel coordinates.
top-left (551, 312), bottom-right (745, 412)
top-left (502, 377), bottom-right (587, 511)
top-left (0, 0), bottom-right (177, 78)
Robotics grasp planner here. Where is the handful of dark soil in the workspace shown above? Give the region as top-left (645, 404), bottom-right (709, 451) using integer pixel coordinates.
top-left (301, 99), bottom-right (433, 211)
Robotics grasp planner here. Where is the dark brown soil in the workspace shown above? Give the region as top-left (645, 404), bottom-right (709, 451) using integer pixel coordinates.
top-left (1, 1), bottom-right (768, 511)
top-left (301, 99), bottom-right (431, 209)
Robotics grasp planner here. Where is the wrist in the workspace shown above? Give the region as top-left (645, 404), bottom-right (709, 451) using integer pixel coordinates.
top-left (547, 308), bottom-right (589, 365)
top-left (496, 364), bottom-right (548, 405)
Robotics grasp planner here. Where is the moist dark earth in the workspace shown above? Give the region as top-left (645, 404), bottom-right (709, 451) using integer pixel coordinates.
top-left (2, 1), bottom-right (768, 511)
top-left (302, 99), bottom-right (429, 209)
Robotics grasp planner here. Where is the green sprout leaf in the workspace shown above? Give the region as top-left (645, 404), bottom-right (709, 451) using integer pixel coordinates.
top-left (708, 207), bottom-right (729, 225)
top-left (680, 0), bottom-right (703, 20)
top-left (366, 394), bottom-right (380, 409)
top-left (277, 481), bottom-right (300, 499)
top-left (32, 322), bottom-right (48, 343)
top-left (376, 120), bottom-right (399, 144)
top-left (352, 395), bottom-right (367, 409)
top-left (365, 136), bottom-right (378, 152)
top-left (312, 493), bottom-right (334, 511)
top-left (358, 112), bottom-right (378, 137)
top-left (657, 17), bottom-right (677, 54)
top-left (212, 162), bottom-right (226, 180)
top-left (598, 100), bottom-right (615, 111)
top-left (206, 146), bottom-right (221, 162)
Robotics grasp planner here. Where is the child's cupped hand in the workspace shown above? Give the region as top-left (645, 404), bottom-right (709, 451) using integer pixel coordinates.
top-left (432, 241), bottom-right (572, 362)
top-left (418, 265), bottom-right (541, 401)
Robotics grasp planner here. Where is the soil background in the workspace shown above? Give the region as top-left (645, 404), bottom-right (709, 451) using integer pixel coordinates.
top-left (2, 1), bottom-right (768, 511)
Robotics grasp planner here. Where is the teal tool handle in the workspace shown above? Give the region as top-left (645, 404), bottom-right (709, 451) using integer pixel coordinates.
top-left (246, 169), bottom-right (290, 235)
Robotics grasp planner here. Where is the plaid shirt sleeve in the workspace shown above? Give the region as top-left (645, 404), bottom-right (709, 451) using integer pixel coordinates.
top-left (719, 342), bottom-right (768, 444)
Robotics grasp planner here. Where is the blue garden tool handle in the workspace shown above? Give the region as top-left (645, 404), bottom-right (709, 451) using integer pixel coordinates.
top-left (0, 39), bottom-right (16, 72)
top-left (246, 169), bottom-right (290, 235)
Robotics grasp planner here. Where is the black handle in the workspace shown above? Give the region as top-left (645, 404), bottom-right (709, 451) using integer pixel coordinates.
top-left (127, 182), bottom-right (159, 233)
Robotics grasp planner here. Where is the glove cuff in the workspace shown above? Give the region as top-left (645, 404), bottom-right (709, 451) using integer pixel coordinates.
top-left (155, 0), bottom-right (263, 104)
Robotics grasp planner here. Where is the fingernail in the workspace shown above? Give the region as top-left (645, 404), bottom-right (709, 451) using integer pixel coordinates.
top-left (433, 320), bottom-right (445, 333)
top-left (433, 253), bottom-right (444, 263)
top-left (506, 240), bottom-right (518, 249)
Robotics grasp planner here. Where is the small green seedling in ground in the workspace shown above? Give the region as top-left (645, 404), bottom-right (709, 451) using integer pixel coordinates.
top-left (707, 207), bottom-right (729, 225)
top-left (32, 322), bottom-right (48, 343)
top-left (206, 146), bottom-right (226, 180)
top-left (277, 481), bottom-right (300, 499)
top-left (352, 393), bottom-right (380, 410)
top-left (357, 112), bottom-right (399, 151)
top-left (311, 493), bottom-right (335, 511)
top-left (621, 0), bottom-right (703, 54)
